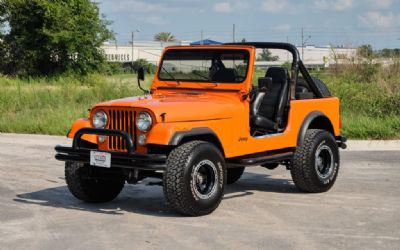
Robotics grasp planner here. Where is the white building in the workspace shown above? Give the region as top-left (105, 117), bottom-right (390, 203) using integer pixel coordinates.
top-left (101, 42), bottom-right (356, 68)
top-left (263, 45), bottom-right (357, 68)
top-left (101, 41), bottom-right (191, 65)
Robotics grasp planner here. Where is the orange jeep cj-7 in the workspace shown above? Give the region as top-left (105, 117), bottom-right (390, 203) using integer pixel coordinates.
top-left (55, 42), bottom-right (347, 216)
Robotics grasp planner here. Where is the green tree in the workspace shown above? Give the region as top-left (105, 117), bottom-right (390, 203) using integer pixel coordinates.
top-left (257, 49), bottom-right (279, 61)
top-left (0, 0), bottom-right (113, 76)
top-left (154, 32), bottom-right (176, 42)
top-left (357, 44), bottom-right (373, 59)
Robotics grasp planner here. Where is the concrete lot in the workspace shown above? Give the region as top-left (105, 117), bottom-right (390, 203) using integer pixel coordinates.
top-left (0, 133), bottom-right (399, 250)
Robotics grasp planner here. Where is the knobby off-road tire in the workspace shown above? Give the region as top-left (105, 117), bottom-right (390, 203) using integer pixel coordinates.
top-left (291, 129), bottom-right (339, 193)
top-left (65, 161), bottom-right (125, 203)
top-left (163, 141), bottom-right (226, 216)
top-left (227, 167), bottom-right (245, 185)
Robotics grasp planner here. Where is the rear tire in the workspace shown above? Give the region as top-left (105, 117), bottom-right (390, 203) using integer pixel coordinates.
top-left (291, 129), bottom-right (339, 193)
top-left (65, 162), bottom-right (125, 203)
top-left (312, 76), bottom-right (331, 97)
top-left (163, 141), bottom-right (226, 216)
top-left (227, 167), bottom-right (245, 184)
top-left (297, 76), bottom-right (331, 97)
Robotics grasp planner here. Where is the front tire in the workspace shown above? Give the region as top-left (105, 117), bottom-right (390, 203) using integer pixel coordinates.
top-left (290, 129), bottom-right (339, 193)
top-left (65, 162), bottom-right (125, 203)
top-left (227, 167), bottom-right (245, 184)
top-left (163, 141), bottom-right (226, 216)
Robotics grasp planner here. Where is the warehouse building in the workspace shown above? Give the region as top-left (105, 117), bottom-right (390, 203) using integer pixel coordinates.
top-left (101, 41), bottom-right (356, 68)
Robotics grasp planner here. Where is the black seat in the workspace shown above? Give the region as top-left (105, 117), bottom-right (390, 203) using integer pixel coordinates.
top-left (250, 67), bottom-right (289, 132)
top-left (212, 68), bottom-right (236, 82)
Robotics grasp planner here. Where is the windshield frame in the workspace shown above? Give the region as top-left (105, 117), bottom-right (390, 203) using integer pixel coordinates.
top-left (157, 48), bottom-right (250, 84)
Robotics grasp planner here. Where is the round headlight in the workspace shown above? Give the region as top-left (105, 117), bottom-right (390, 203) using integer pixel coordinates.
top-left (93, 110), bottom-right (107, 128)
top-left (136, 112), bottom-right (152, 132)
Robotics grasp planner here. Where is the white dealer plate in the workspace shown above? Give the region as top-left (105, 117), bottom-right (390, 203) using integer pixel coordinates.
top-left (90, 151), bottom-right (111, 168)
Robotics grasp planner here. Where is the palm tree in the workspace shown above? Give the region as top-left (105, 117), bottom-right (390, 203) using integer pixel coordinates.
top-left (154, 32), bottom-right (177, 42)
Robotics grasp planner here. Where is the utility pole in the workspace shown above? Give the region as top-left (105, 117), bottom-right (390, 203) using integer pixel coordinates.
top-left (301, 27), bottom-right (304, 60)
top-left (286, 36), bottom-right (289, 62)
top-left (232, 24), bottom-right (236, 43)
top-left (131, 29), bottom-right (140, 67)
top-left (201, 29), bottom-right (204, 45)
top-left (301, 28), bottom-right (311, 62)
top-left (131, 31), bottom-right (135, 67)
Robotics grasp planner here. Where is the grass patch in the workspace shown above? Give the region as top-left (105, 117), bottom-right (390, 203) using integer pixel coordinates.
top-left (314, 61), bottom-right (400, 139)
top-left (0, 74), bottom-right (150, 135)
top-left (1, 62), bottom-right (399, 139)
top-left (342, 113), bottom-right (400, 139)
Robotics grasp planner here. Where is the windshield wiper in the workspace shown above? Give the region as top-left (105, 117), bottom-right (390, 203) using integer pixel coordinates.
top-left (161, 65), bottom-right (180, 85)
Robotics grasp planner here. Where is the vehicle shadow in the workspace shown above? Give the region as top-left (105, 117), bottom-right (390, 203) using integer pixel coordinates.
top-left (224, 172), bottom-right (301, 200)
top-left (14, 171), bottom-right (300, 217)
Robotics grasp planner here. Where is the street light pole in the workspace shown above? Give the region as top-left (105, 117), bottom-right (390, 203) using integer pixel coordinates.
top-left (131, 29), bottom-right (140, 67)
top-left (131, 32), bottom-right (134, 67)
top-left (301, 27), bottom-right (311, 61)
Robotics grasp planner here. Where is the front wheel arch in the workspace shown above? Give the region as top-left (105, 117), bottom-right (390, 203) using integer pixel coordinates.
top-left (169, 128), bottom-right (225, 157)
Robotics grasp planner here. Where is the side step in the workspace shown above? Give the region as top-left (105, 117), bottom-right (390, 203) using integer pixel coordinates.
top-left (226, 149), bottom-right (294, 167)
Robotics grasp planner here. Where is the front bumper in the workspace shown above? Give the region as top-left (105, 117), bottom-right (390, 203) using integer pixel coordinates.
top-left (55, 128), bottom-right (167, 171)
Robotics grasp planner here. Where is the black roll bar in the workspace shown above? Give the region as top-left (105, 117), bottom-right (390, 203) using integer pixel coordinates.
top-left (224, 42), bottom-right (324, 98)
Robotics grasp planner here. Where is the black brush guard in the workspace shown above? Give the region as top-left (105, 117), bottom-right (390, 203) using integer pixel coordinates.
top-left (55, 128), bottom-right (167, 170)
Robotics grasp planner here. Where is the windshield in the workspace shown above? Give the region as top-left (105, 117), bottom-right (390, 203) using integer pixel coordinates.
top-left (158, 49), bottom-right (250, 83)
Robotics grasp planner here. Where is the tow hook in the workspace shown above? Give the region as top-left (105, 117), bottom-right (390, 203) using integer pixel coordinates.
top-left (336, 136), bottom-right (347, 149)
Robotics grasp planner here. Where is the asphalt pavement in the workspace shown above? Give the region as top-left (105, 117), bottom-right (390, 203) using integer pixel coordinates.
top-left (0, 133), bottom-right (399, 250)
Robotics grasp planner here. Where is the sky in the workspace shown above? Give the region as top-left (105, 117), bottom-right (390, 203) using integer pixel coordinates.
top-left (98, 0), bottom-right (400, 49)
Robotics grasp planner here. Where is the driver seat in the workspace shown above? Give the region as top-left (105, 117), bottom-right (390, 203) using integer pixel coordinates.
top-left (250, 67), bottom-right (289, 132)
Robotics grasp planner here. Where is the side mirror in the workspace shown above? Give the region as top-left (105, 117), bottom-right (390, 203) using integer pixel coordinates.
top-left (136, 66), bottom-right (149, 94)
top-left (137, 67), bottom-right (145, 81)
top-left (258, 77), bottom-right (273, 93)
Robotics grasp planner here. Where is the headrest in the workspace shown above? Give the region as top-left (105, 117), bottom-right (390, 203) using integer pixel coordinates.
top-left (265, 67), bottom-right (288, 83)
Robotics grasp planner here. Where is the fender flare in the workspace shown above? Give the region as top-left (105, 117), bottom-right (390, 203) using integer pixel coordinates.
top-left (168, 127), bottom-right (224, 154)
top-left (297, 111), bottom-right (333, 146)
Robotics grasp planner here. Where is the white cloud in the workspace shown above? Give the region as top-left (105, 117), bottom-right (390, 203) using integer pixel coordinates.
top-left (213, 2), bottom-right (233, 13)
top-left (335, 0), bottom-right (354, 11)
top-left (144, 16), bottom-right (168, 26)
top-left (260, 0), bottom-right (289, 13)
top-left (367, 0), bottom-right (393, 9)
top-left (101, 0), bottom-right (177, 13)
top-left (273, 24), bottom-right (291, 32)
top-left (359, 11), bottom-right (400, 28)
top-left (313, 0), bottom-right (354, 11)
top-left (212, 1), bottom-right (250, 13)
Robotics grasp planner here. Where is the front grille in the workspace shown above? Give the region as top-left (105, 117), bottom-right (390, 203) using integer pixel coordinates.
top-left (106, 109), bottom-right (136, 151)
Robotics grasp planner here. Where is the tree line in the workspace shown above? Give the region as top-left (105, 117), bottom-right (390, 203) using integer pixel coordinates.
top-left (0, 0), bottom-right (179, 77)
top-left (0, 0), bottom-right (114, 76)
top-left (357, 44), bottom-right (400, 59)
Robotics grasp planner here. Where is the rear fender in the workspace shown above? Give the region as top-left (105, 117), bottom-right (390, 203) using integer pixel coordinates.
top-left (297, 111), bottom-right (335, 146)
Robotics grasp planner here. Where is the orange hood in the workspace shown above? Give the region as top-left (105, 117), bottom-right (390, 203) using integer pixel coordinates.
top-left (94, 91), bottom-right (241, 123)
